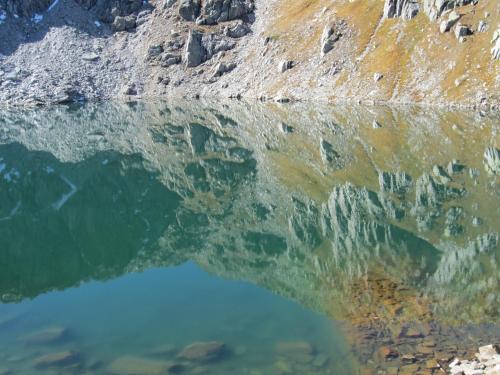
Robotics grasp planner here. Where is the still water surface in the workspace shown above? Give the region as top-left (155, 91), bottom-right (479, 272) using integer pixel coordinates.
top-left (0, 100), bottom-right (498, 375)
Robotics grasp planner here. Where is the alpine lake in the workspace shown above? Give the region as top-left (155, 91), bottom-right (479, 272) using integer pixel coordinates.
top-left (0, 99), bottom-right (498, 375)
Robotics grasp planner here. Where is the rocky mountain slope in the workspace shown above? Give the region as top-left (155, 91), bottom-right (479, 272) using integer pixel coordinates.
top-left (0, 0), bottom-right (498, 107)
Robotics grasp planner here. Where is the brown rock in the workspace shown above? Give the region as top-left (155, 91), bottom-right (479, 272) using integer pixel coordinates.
top-left (33, 351), bottom-right (80, 369)
top-left (0, 367), bottom-right (11, 375)
top-left (177, 341), bottom-right (226, 362)
top-left (401, 354), bottom-right (417, 363)
top-left (378, 346), bottom-right (399, 360)
top-left (416, 345), bottom-right (434, 356)
top-left (21, 326), bottom-right (69, 345)
top-left (425, 359), bottom-right (440, 369)
top-left (107, 356), bottom-right (181, 375)
top-left (400, 327), bottom-right (423, 339)
top-left (398, 364), bottom-right (420, 374)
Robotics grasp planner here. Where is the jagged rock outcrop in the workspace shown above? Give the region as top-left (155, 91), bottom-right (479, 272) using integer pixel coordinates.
top-left (184, 29), bottom-right (236, 67)
top-left (383, 0), bottom-right (419, 20)
top-left (320, 24), bottom-right (341, 56)
top-left (423, 0), bottom-right (474, 21)
top-left (178, 0), bottom-right (200, 21)
top-left (197, 0), bottom-right (253, 25)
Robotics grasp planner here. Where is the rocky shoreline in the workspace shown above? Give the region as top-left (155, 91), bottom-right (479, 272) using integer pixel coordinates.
top-left (448, 345), bottom-right (500, 375)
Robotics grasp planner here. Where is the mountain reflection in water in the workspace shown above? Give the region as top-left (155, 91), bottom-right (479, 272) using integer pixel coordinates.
top-left (0, 100), bottom-right (498, 375)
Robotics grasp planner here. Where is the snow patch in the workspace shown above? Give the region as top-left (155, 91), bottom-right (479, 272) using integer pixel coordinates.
top-left (32, 13), bottom-right (43, 23)
top-left (48, 0), bottom-right (60, 12)
top-left (0, 10), bottom-right (7, 24)
top-left (94, 20), bottom-right (102, 27)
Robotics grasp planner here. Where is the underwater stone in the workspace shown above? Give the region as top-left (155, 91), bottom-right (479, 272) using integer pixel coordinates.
top-left (177, 341), bottom-right (226, 361)
top-left (33, 351), bottom-right (80, 369)
top-left (21, 327), bottom-right (69, 345)
top-left (107, 356), bottom-right (181, 375)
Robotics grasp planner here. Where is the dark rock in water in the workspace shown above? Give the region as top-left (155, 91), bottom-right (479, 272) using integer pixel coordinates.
top-left (276, 341), bottom-right (314, 354)
top-left (150, 343), bottom-right (176, 356)
top-left (21, 326), bottom-right (69, 345)
top-left (177, 341), bottom-right (226, 362)
top-left (33, 351), bottom-right (80, 369)
top-left (276, 341), bottom-right (315, 363)
top-left (399, 326), bottom-right (423, 339)
top-left (378, 346), bottom-right (399, 360)
top-left (107, 356), bottom-right (181, 375)
top-left (312, 353), bottom-right (329, 368)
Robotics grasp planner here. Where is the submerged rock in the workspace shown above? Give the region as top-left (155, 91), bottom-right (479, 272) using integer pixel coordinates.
top-left (21, 326), bottom-right (69, 345)
top-left (177, 341), bottom-right (226, 362)
top-left (33, 351), bottom-right (80, 369)
top-left (107, 356), bottom-right (181, 375)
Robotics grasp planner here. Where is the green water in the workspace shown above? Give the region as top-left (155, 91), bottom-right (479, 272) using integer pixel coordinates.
top-left (0, 100), bottom-right (498, 375)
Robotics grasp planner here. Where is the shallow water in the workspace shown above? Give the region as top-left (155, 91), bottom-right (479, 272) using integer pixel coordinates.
top-left (0, 100), bottom-right (498, 375)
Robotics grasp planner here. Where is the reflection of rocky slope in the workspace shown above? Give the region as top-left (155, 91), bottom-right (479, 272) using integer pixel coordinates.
top-left (0, 100), bottom-right (498, 324)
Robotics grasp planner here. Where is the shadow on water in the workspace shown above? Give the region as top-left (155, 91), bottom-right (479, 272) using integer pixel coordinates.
top-left (0, 99), bottom-right (498, 374)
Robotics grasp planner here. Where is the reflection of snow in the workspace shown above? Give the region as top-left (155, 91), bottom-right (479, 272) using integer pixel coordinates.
top-left (48, 0), bottom-right (60, 12)
top-left (0, 200), bottom-right (21, 221)
top-left (0, 10), bottom-right (7, 24)
top-left (52, 176), bottom-right (78, 210)
top-left (94, 20), bottom-right (101, 27)
top-left (32, 14), bottom-right (43, 23)
top-left (4, 168), bottom-right (20, 182)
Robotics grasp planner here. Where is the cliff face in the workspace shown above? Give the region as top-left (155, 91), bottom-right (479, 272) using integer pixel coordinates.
top-left (0, 0), bottom-right (498, 107)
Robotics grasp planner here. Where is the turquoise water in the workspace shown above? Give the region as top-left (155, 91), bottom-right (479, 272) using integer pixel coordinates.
top-left (0, 100), bottom-right (498, 374)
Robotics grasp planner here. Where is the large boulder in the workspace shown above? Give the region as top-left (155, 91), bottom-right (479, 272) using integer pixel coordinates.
top-left (184, 29), bottom-right (205, 67)
top-left (320, 24), bottom-right (340, 56)
top-left (383, 0), bottom-right (419, 20)
top-left (178, 0), bottom-right (200, 21)
top-left (197, 0), bottom-right (253, 25)
top-left (423, 0), bottom-right (474, 21)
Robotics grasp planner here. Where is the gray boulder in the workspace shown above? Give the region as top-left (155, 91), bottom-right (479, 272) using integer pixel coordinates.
top-left (212, 62), bottom-right (236, 77)
top-left (320, 25), bottom-right (340, 56)
top-left (439, 10), bottom-right (460, 33)
top-left (184, 30), bottom-right (205, 67)
top-left (178, 0), bottom-right (200, 21)
top-left (383, 0), bottom-right (419, 20)
top-left (454, 23), bottom-right (471, 39)
top-left (224, 21), bottom-right (251, 38)
top-left (197, 0), bottom-right (253, 25)
top-left (111, 15), bottom-right (136, 32)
